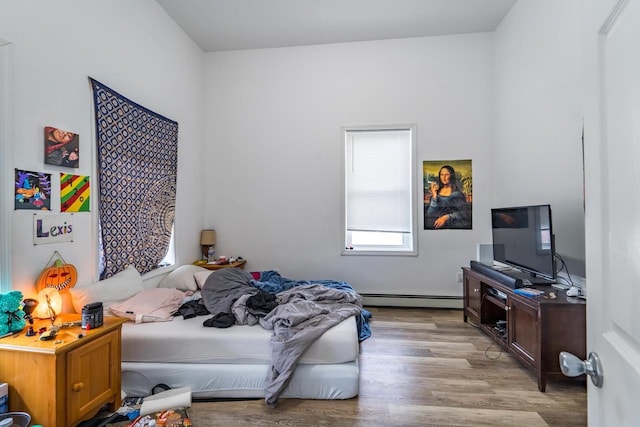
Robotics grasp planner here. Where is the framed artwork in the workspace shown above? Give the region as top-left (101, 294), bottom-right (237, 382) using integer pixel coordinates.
top-left (15, 169), bottom-right (51, 210)
top-left (44, 126), bottom-right (79, 168)
top-left (423, 159), bottom-right (472, 230)
top-left (60, 174), bottom-right (90, 212)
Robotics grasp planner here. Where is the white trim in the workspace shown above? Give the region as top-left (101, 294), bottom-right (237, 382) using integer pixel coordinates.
top-left (0, 40), bottom-right (12, 292)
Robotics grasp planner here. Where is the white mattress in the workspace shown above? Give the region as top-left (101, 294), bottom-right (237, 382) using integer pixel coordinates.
top-left (121, 361), bottom-right (360, 399)
top-left (121, 315), bottom-right (359, 365)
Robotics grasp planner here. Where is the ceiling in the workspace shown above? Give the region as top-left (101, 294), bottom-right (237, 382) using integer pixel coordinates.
top-left (156, 0), bottom-right (517, 52)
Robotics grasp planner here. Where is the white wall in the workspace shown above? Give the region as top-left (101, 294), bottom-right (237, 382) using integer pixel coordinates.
top-left (203, 34), bottom-right (496, 298)
top-left (0, 0), bottom-right (205, 299)
top-left (1, 0), bottom-right (587, 304)
top-left (493, 0), bottom-right (586, 277)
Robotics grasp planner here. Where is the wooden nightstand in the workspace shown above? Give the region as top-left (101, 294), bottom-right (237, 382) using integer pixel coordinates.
top-left (198, 259), bottom-right (247, 270)
top-left (0, 314), bottom-right (127, 427)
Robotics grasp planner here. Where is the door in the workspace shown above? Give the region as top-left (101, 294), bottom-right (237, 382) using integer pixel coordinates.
top-left (67, 331), bottom-right (120, 425)
top-left (583, 0), bottom-right (640, 424)
top-left (463, 269), bottom-right (481, 323)
top-left (507, 296), bottom-right (537, 369)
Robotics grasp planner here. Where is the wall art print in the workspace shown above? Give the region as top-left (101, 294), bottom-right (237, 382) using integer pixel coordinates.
top-left (423, 159), bottom-right (472, 230)
top-left (15, 169), bottom-right (51, 210)
top-left (44, 126), bottom-right (79, 168)
top-left (60, 173), bottom-right (90, 212)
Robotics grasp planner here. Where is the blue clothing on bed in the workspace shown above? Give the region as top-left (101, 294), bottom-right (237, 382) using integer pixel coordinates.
top-left (251, 270), bottom-right (372, 341)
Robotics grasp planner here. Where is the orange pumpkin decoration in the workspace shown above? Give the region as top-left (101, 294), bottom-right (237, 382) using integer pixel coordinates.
top-left (36, 258), bottom-right (78, 292)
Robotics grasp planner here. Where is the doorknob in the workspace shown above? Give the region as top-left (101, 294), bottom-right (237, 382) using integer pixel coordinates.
top-left (559, 351), bottom-right (603, 387)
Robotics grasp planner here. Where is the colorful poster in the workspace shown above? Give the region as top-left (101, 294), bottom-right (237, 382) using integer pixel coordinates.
top-left (44, 126), bottom-right (80, 168)
top-left (60, 174), bottom-right (90, 212)
top-left (423, 159), bottom-right (473, 230)
top-left (15, 169), bottom-right (51, 210)
top-left (32, 213), bottom-right (73, 244)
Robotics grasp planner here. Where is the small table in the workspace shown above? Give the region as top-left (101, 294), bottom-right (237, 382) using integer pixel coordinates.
top-left (197, 259), bottom-right (246, 270)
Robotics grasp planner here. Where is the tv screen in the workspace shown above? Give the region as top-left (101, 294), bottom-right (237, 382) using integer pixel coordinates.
top-left (491, 204), bottom-right (556, 283)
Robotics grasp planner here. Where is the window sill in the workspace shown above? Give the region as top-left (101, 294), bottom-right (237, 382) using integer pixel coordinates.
top-left (341, 249), bottom-right (417, 257)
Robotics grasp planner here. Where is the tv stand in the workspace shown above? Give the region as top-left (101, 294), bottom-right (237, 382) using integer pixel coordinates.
top-left (462, 266), bottom-right (586, 391)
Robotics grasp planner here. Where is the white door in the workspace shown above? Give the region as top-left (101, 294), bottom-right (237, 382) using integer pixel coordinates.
top-left (583, 0), bottom-right (640, 425)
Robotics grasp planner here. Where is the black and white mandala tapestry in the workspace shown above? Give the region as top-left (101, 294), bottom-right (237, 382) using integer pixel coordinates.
top-left (90, 78), bottom-right (178, 278)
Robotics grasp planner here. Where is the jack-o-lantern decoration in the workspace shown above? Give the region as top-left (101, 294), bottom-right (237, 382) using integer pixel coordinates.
top-left (36, 252), bottom-right (78, 292)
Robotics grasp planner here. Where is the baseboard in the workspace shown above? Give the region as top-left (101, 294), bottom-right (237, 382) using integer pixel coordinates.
top-left (361, 294), bottom-right (462, 309)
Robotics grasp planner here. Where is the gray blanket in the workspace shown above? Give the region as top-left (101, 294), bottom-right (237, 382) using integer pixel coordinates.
top-left (259, 284), bottom-right (363, 406)
top-left (201, 270), bottom-right (363, 406)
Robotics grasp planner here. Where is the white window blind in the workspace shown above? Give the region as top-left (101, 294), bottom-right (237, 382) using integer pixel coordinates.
top-left (346, 129), bottom-right (412, 233)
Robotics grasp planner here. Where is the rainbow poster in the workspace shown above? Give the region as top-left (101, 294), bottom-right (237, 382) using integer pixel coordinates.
top-left (60, 174), bottom-right (90, 212)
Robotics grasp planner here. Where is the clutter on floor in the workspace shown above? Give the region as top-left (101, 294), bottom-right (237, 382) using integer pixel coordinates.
top-left (77, 385), bottom-right (192, 427)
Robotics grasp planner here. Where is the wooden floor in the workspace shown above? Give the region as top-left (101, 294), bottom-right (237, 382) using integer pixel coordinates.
top-left (187, 307), bottom-right (587, 426)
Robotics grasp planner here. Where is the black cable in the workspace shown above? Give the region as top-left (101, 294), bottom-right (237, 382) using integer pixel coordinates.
top-left (478, 291), bottom-right (504, 360)
top-left (484, 328), bottom-right (504, 360)
top-left (554, 253), bottom-right (575, 286)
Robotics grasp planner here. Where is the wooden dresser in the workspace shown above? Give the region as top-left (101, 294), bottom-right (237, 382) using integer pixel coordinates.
top-left (0, 314), bottom-right (127, 427)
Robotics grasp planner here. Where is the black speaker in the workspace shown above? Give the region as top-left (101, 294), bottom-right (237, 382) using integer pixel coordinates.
top-left (470, 260), bottom-right (523, 289)
top-left (81, 302), bottom-right (104, 330)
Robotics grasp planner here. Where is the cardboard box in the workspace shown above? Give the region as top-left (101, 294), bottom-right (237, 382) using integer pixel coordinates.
top-left (0, 382), bottom-right (8, 413)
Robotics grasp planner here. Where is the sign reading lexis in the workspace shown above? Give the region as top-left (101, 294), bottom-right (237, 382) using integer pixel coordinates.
top-left (33, 213), bottom-right (74, 244)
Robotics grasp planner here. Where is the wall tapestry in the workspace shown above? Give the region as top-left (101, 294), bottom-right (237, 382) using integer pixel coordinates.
top-left (90, 77), bottom-right (178, 278)
top-left (44, 126), bottom-right (79, 168)
top-left (15, 169), bottom-right (51, 210)
top-left (60, 173), bottom-right (90, 212)
top-left (423, 159), bottom-right (472, 230)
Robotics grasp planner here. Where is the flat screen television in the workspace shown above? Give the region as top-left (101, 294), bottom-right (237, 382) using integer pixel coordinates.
top-left (491, 204), bottom-right (556, 284)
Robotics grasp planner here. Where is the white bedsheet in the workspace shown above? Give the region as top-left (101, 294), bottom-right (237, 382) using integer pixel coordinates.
top-left (121, 314), bottom-right (359, 365)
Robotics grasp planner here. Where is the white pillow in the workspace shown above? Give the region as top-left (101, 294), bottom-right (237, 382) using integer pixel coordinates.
top-left (194, 270), bottom-right (215, 289)
top-left (157, 264), bottom-right (207, 292)
top-left (69, 265), bottom-right (144, 313)
top-left (109, 287), bottom-right (185, 323)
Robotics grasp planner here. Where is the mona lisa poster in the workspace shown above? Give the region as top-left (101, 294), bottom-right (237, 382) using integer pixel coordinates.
top-left (423, 159), bottom-right (472, 230)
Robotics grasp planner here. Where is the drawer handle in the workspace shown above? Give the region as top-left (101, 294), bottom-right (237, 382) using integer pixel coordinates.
top-left (72, 382), bottom-right (84, 392)
top-left (473, 288), bottom-right (480, 292)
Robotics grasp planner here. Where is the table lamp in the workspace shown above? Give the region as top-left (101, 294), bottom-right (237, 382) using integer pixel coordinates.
top-left (200, 229), bottom-right (216, 260)
top-left (35, 288), bottom-right (62, 325)
top-left (22, 298), bottom-right (39, 336)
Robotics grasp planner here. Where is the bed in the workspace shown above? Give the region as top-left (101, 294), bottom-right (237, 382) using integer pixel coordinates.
top-left (69, 265), bottom-right (371, 406)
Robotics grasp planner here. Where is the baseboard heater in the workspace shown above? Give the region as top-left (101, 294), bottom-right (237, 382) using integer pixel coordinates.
top-left (360, 293), bottom-right (462, 309)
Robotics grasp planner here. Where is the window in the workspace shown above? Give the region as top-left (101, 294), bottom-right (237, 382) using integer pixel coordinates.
top-left (344, 125), bottom-right (417, 255)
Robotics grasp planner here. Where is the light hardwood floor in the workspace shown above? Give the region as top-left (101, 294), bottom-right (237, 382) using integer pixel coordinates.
top-left (187, 307), bottom-right (587, 426)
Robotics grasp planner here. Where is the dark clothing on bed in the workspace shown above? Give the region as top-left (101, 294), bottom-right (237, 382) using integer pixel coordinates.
top-left (173, 299), bottom-right (209, 319)
top-left (203, 312), bottom-right (236, 328)
top-left (246, 291), bottom-right (278, 316)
